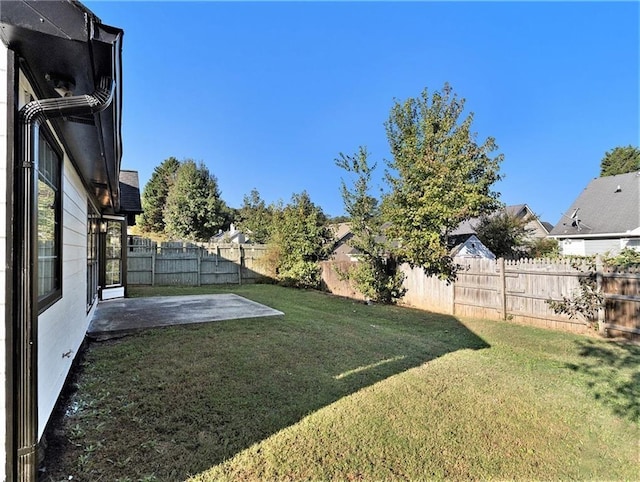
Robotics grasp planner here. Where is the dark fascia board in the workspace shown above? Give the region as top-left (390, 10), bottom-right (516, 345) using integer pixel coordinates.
top-left (0, 0), bottom-right (91, 43)
top-left (1, 0), bottom-right (124, 213)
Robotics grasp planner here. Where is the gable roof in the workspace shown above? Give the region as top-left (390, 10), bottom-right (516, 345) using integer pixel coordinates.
top-left (450, 204), bottom-right (550, 237)
top-left (549, 171), bottom-right (640, 237)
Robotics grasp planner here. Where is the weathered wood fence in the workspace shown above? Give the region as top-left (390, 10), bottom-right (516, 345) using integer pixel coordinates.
top-left (127, 238), bottom-right (269, 286)
top-left (321, 257), bottom-right (640, 340)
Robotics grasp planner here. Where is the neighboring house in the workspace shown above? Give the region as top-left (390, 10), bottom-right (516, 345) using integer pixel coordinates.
top-left (330, 223), bottom-right (359, 262)
top-left (211, 223), bottom-right (248, 244)
top-left (1, 2), bottom-right (133, 480)
top-left (450, 235), bottom-right (496, 260)
top-left (449, 204), bottom-right (552, 247)
top-left (549, 171), bottom-right (640, 256)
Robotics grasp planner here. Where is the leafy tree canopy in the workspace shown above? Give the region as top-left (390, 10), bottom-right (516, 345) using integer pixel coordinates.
top-left (383, 83), bottom-right (503, 280)
top-left (164, 160), bottom-right (228, 241)
top-left (600, 145), bottom-right (640, 177)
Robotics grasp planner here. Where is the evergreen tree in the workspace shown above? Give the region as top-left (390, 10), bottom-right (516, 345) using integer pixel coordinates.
top-left (237, 188), bottom-right (272, 244)
top-left (138, 157), bottom-right (180, 234)
top-left (600, 145), bottom-right (640, 177)
top-left (383, 83), bottom-right (503, 280)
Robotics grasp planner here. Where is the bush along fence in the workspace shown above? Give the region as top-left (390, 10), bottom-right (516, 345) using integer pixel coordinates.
top-left (321, 257), bottom-right (640, 341)
top-left (127, 237), bottom-right (270, 286)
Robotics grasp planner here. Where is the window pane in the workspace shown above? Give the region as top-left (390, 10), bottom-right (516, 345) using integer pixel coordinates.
top-left (37, 180), bottom-right (57, 295)
top-left (105, 221), bottom-right (122, 286)
top-left (105, 259), bottom-right (121, 286)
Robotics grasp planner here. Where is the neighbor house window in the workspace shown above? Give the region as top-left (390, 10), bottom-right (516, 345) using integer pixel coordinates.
top-left (38, 130), bottom-right (62, 311)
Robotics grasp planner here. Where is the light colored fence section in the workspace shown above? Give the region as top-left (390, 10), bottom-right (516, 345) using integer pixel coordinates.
top-left (126, 238), bottom-right (269, 286)
top-left (400, 264), bottom-right (453, 314)
top-left (321, 256), bottom-right (640, 340)
top-left (502, 258), bottom-right (589, 333)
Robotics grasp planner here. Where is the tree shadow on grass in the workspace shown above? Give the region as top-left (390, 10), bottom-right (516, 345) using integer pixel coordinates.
top-left (41, 293), bottom-right (489, 481)
top-left (566, 338), bottom-right (640, 423)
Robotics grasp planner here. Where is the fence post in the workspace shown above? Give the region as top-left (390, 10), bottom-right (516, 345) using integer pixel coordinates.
top-left (238, 245), bottom-right (243, 285)
top-left (197, 248), bottom-right (202, 287)
top-left (151, 250), bottom-right (156, 286)
top-left (451, 276), bottom-right (456, 315)
top-left (499, 258), bottom-right (507, 320)
top-left (596, 255), bottom-right (606, 336)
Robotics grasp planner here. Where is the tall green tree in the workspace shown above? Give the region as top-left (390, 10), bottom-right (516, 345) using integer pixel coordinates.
top-left (383, 83), bottom-right (503, 280)
top-left (266, 191), bottom-right (331, 288)
top-left (336, 147), bottom-right (405, 303)
top-left (237, 188), bottom-right (272, 244)
top-left (600, 145), bottom-right (640, 177)
top-left (138, 157), bottom-right (180, 234)
top-left (475, 211), bottom-right (532, 259)
top-left (164, 160), bottom-right (227, 241)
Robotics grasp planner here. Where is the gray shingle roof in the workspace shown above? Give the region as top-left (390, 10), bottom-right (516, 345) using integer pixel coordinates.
top-left (549, 171), bottom-right (640, 236)
top-left (119, 170), bottom-right (142, 214)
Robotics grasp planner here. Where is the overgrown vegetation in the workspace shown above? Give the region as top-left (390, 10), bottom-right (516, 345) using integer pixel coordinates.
top-left (335, 147), bottom-right (405, 303)
top-left (42, 285), bottom-right (639, 481)
top-left (263, 191), bottom-right (331, 288)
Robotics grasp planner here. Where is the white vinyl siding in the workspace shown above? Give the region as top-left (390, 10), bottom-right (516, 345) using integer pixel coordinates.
top-left (560, 238), bottom-right (585, 256)
top-left (17, 71), bottom-right (94, 440)
top-left (37, 156), bottom-right (94, 439)
top-left (584, 238), bottom-right (624, 256)
top-left (561, 237), bottom-right (631, 257)
top-left (0, 42), bottom-right (8, 482)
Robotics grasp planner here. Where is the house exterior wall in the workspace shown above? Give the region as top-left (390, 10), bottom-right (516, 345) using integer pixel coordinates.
top-left (560, 237), bottom-right (631, 256)
top-left (0, 41), bottom-right (8, 482)
top-left (37, 158), bottom-right (94, 438)
top-left (18, 72), bottom-right (94, 439)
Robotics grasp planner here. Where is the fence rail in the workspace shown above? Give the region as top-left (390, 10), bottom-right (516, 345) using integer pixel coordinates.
top-left (321, 257), bottom-right (640, 341)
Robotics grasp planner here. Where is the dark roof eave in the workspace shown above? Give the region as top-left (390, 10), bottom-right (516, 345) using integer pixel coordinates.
top-left (1, 0), bottom-right (124, 212)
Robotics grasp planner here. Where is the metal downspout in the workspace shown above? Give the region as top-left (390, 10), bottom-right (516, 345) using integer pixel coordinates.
top-left (15, 77), bottom-right (115, 482)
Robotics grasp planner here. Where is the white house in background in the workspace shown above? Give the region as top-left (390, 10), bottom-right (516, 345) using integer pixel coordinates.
top-left (549, 171), bottom-right (640, 256)
top-left (1, 2), bottom-right (135, 480)
top-left (211, 224), bottom-right (248, 244)
top-left (450, 235), bottom-right (496, 260)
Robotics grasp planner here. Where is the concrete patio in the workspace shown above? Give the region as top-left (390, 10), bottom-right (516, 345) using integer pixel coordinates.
top-left (88, 293), bottom-right (284, 339)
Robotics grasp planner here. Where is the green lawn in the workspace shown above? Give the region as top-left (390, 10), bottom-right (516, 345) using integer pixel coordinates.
top-left (43, 285), bottom-right (639, 481)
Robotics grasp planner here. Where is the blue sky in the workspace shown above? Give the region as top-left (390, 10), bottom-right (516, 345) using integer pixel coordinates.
top-left (85, 1), bottom-right (639, 225)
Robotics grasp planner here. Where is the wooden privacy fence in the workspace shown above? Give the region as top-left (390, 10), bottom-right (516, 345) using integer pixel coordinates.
top-left (127, 239), bottom-right (270, 286)
top-left (321, 257), bottom-right (640, 340)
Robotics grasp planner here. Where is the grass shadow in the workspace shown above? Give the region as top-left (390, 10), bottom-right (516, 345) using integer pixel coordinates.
top-left (566, 338), bottom-right (640, 423)
top-left (42, 285), bottom-right (489, 481)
